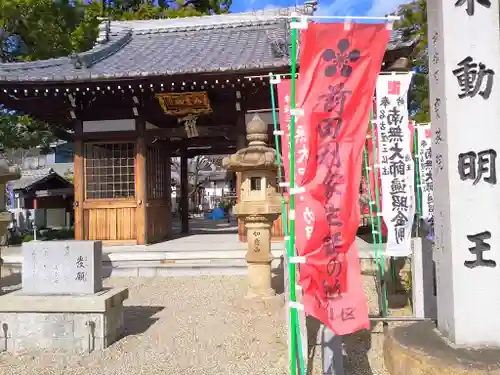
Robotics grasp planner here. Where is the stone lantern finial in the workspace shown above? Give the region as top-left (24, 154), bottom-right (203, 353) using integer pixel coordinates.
top-left (222, 115), bottom-right (277, 172)
top-left (246, 115), bottom-right (268, 147)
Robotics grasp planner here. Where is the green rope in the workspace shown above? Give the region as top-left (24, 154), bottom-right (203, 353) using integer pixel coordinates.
top-left (368, 110), bottom-right (389, 318)
top-left (269, 73), bottom-right (305, 375)
top-left (287, 16), bottom-right (306, 375)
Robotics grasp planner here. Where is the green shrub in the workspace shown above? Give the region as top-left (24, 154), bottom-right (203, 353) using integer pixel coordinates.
top-left (22, 234), bottom-right (34, 242)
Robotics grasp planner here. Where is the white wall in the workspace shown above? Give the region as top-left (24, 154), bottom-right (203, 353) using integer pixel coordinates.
top-left (82, 119), bottom-right (135, 132)
top-left (45, 208), bottom-right (67, 228)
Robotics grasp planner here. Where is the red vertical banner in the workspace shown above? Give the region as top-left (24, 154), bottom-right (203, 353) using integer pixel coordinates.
top-left (277, 80), bottom-right (292, 182)
top-left (278, 79), bottom-right (318, 251)
top-left (408, 120), bottom-right (416, 154)
top-left (294, 23), bottom-right (390, 335)
top-left (366, 106), bottom-right (380, 225)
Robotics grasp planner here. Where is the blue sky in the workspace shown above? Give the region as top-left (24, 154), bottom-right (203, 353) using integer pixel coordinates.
top-left (231, 0), bottom-right (410, 17)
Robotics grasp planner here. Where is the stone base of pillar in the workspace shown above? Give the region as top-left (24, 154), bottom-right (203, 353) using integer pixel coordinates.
top-left (246, 262), bottom-right (275, 299)
top-left (239, 262), bottom-right (284, 311)
top-left (384, 322), bottom-right (500, 375)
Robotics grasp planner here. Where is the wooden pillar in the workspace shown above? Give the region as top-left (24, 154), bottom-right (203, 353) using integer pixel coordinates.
top-left (73, 121), bottom-right (85, 241)
top-left (180, 150), bottom-right (189, 234)
top-left (164, 141), bottom-right (173, 239)
top-left (135, 118), bottom-right (147, 245)
top-left (73, 121), bottom-right (86, 241)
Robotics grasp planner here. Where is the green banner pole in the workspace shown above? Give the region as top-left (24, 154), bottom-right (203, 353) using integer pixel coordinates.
top-left (288, 16), bottom-right (306, 375)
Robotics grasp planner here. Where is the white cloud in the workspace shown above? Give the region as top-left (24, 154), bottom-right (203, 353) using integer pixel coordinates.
top-left (366, 0), bottom-right (409, 16)
top-left (244, 2), bottom-right (281, 13)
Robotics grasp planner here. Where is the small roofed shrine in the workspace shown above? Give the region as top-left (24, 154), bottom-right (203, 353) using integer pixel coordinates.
top-left (0, 7), bottom-right (417, 245)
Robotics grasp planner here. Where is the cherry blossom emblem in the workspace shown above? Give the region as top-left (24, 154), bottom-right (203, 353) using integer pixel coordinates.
top-left (322, 39), bottom-right (361, 78)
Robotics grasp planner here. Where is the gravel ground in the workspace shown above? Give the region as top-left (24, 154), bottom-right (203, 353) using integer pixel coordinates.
top-left (0, 275), bottom-right (410, 375)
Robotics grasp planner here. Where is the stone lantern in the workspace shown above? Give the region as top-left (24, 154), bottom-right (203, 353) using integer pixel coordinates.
top-left (0, 159), bottom-right (20, 265)
top-left (223, 115), bottom-right (282, 300)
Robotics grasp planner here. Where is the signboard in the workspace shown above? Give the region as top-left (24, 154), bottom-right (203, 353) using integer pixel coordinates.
top-left (155, 92), bottom-right (212, 116)
top-left (375, 72), bottom-right (415, 256)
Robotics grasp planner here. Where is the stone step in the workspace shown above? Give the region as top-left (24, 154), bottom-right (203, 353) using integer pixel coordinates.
top-left (103, 259), bottom-right (284, 277)
top-left (1, 257), bottom-right (283, 278)
top-left (1, 249), bottom-right (284, 265)
top-left (2, 248), bottom-right (392, 278)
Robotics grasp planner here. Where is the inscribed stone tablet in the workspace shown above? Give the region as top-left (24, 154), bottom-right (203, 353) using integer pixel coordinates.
top-left (22, 241), bottom-right (103, 295)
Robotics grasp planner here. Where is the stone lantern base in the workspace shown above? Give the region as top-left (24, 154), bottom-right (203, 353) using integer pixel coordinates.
top-left (246, 262), bottom-right (275, 299)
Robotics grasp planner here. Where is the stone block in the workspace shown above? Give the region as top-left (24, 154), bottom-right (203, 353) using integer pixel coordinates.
top-left (73, 313), bottom-right (104, 339)
top-left (22, 240), bottom-right (103, 295)
top-left (0, 287), bottom-right (128, 353)
top-left (16, 313), bottom-right (74, 338)
top-left (384, 322), bottom-right (500, 375)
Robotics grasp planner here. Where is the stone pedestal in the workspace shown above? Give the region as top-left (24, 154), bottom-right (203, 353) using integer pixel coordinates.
top-left (245, 217), bottom-right (275, 298)
top-left (0, 287), bottom-right (128, 353)
top-left (3, 240), bottom-right (129, 353)
top-left (246, 263), bottom-right (274, 299)
top-left (385, 322), bottom-right (500, 375)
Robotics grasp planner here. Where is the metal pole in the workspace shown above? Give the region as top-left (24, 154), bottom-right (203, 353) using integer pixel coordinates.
top-left (368, 316), bottom-right (435, 322)
top-left (322, 327), bottom-right (344, 375)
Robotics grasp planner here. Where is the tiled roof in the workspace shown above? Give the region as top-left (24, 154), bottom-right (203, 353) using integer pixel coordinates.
top-left (9, 168), bottom-right (71, 190)
top-left (387, 28), bottom-right (417, 51)
top-left (0, 9), bottom-right (416, 83)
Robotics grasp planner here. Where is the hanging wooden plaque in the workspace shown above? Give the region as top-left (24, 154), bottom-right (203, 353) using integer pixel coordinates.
top-left (155, 92), bottom-right (212, 116)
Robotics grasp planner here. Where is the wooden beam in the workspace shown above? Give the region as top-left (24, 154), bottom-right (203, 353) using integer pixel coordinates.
top-left (146, 125), bottom-right (236, 139)
top-left (78, 90), bottom-right (239, 124)
top-left (35, 188), bottom-right (74, 197)
top-left (73, 121), bottom-right (85, 241)
top-left (184, 148), bottom-right (236, 158)
top-left (74, 129), bottom-right (236, 146)
top-left (135, 118), bottom-right (148, 245)
top-left (75, 130), bottom-right (139, 141)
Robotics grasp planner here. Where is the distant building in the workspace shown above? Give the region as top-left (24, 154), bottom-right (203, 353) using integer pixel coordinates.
top-left (9, 168), bottom-right (74, 230)
top-left (20, 141), bottom-right (75, 170)
top-left (171, 167), bottom-right (235, 212)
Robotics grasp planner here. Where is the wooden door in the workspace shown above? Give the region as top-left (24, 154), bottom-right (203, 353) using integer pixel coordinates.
top-left (82, 142), bottom-right (138, 244)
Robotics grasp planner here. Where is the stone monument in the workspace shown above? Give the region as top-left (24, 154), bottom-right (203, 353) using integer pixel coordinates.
top-left (384, 1), bottom-right (500, 374)
top-left (22, 241), bottom-right (103, 295)
top-left (0, 239), bottom-right (128, 352)
top-left (223, 115), bottom-right (282, 300)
